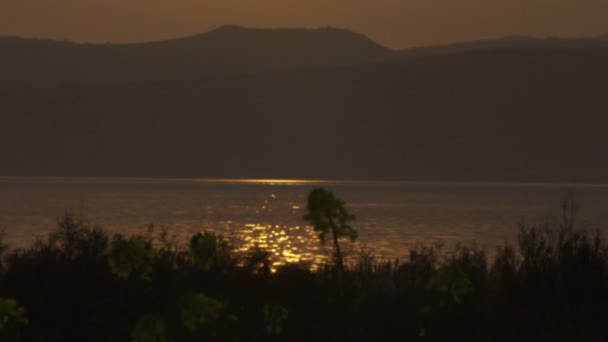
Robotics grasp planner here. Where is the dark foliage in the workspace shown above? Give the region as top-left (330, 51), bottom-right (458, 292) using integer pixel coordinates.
top-left (1, 209), bottom-right (608, 341)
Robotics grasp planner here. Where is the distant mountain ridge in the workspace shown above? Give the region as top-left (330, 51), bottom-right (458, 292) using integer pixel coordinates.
top-left (2, 26), bottom-right (608, 182)
top-left (396, 34), bottom-right (608, 59)
top-left (2, 26), bottom-right (608, 86)
top-left (0, 25), bottom-right (395, 85)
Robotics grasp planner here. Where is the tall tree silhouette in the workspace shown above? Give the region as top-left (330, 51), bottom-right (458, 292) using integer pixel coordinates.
top-left (303, 188), bottom-right (357, 274)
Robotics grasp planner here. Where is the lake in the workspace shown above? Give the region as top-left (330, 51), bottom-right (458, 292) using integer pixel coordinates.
top-left (2, 177), bottom-right (608, 269)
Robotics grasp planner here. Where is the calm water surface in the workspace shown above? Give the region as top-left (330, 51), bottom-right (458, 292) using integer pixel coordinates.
top-left (2, 177), bottom-right (608, 269)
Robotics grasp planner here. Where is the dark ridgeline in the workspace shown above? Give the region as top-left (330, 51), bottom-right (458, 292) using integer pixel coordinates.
top-left (395, 34), bottom-right (608, 59)
top-left (1, 28), bottom-right (608, 181)
top-left (2, 28), bottom-right (607, 86)
top-left (0, 25), bottom-right (395, 85)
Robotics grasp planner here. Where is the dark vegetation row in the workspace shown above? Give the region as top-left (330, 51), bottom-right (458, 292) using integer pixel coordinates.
top-left (1, 189), bottom-right (607, 341)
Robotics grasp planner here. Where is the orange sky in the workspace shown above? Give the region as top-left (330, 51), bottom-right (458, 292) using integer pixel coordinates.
top-left (1, 0), bottom-right (607, 48)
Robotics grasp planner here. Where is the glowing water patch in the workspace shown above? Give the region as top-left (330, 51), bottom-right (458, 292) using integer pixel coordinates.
top-left (233, 222), bottom-right (332, 272)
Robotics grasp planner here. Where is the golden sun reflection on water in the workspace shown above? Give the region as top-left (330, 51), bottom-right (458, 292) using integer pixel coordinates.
top-left (234, 223), bottom-right (329, 272)
top-left (220, 179), bottom-right (324, 186)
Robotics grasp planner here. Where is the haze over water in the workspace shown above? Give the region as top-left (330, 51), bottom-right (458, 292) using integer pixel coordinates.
top-left (2, 177), bottom-right (608, 269)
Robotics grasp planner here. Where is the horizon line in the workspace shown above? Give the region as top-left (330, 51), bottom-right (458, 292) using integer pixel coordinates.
top-left (1, 25), bottom-right (607, 51)
top-left (2, 176), bottom-right (608, 188)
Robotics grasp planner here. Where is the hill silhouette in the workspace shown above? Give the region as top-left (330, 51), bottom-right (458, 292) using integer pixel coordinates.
top-left (396, 34), bottom-right (608, 59)
top-left (2, 26), bottom-right (608, 86)
top-left (0, 25), bottom-right (395, 85)
top-left (1, 43), bottom-right (608, 182)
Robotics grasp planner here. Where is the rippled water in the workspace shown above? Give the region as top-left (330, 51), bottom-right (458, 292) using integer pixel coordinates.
top-left (2, 177), bottom-right (608, 269)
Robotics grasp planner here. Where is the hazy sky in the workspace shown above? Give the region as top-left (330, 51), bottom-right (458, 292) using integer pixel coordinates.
top-left (2, 0), bottom-right (607, 48)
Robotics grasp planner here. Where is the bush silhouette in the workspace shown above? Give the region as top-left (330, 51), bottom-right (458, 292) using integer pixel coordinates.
top-left (180, 292), bottom-right (224, 333)
top-left (189, 232), bottom-right (231, 272)
top-left (108, 237), bottom-right (156, 280)
top-left (0, 298), bottom-right (28, 330)
top-left (131, 316), bottom-right (169, 342)
top-left (426, 261), bottom-right (474, 304)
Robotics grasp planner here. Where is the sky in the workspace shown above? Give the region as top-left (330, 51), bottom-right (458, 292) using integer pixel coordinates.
top-left (1, 0), bottom-right (607, 49)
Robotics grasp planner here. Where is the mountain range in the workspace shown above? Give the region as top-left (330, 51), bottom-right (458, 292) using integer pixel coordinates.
top-left (1, 26), bottom-right (608, 182)
top-left (0, 26), bottom-right (395, 85)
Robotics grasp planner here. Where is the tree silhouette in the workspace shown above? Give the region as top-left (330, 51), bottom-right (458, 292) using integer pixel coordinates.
top-left (303, 188), bottom-right (357, 274)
